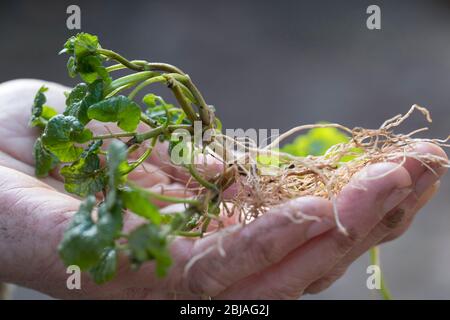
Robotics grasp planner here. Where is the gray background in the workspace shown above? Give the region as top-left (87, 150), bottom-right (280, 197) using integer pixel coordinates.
top-left (1, 0), bottom-right (449, 299)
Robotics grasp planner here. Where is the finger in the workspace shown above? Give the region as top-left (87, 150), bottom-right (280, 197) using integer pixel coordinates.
top-left (0, 79), bottom-right (69, 166)
top-left (117, 196), bottom-right (335, 297)
top-left (381, 180), bottom-right (440, 242)
top-left (305, 180), bottom-right (440, 294)
top-left (216, 162), bottom-right (412, 299)
top-left (0, 149), bottom-right (66, 192)
top-left (377, 142), bottom-right (447, 242)
top-left (0, 79), bottom-right (228, 199)
top-left (303, 144), bottom-right (448, 294)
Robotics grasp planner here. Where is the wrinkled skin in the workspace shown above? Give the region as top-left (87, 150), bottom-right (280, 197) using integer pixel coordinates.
top-left (0, 79), bottom-right (447, 299)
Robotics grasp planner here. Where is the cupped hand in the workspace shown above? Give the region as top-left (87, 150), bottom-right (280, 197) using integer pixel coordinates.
top-left (0, 79), bottom-right (446, 299)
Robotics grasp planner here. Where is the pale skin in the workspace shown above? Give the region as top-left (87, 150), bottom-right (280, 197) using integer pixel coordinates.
top-left (0, 79), bottom-right (447, 299)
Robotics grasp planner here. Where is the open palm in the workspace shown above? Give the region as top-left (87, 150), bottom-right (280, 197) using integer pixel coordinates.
top-left (0, 79), bottom-right (446, 299)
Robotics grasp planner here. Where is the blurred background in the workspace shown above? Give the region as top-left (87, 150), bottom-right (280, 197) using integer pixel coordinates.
top-left (1, 0), bottom-right (449, 299)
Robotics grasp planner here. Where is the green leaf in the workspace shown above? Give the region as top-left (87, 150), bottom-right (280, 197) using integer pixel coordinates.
top-left (121, 187), bottom-right (162, 225)
top-left (64, 80), bottom-right (103, 125)
top-left (59, 194), bottom-right (123, 270)
top-left (66, 84), bottom-right (88, 107)
top-left (41, 115), bottom-right (93, 162)
top-left (106, 140), bottom-right (129, 188)
top-left (282, 127), bottom-right (349, 157)
top-left (88, 95), bottom-right (141, 132)
top-left (89, 247), bottom-right (117, 284)
top-left (60, 141), bottom-right (106, 197)
top-left (142, 93), bottom-right (159, 108)
top-left (30, 86), bottom-right (58, 128)
top-left (97, 197), bottom-right (124, 240)
top-left (62, 33), bottom-right (111, 84)
top-left (143, 94), bottom-right (188, 127)
top-left (128, 224), bottom-right (172, 277)
top-left (77, 55), bottom-right (111, 84)
top-left (63, 33), bottom-right (99, 57)
top-left (67, 56), bottom-right (77, 78)
top-left (33, 138), bottom-right (59, 177)
top-left (58, 196), bottom-right (108, 269)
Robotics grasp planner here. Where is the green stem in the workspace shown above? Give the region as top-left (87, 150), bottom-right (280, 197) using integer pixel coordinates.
top-left (92, 132), bottom-right (137, 140)
top-left (165, 75), bottom-right (199, 123)
top-left (201, 217), bottom-right (211, 235)
top-left (105, 60), bottom-right (149, 72)
top-left (128, 183), bottom-right (200, 206)
top-left (144, 62), bottom-right (185, 75)
top-left (134, 126), bottom-right (165, 143)
top-left (127, 73), bottom-right (196, 104)
top-left (174, 231), bottom-right (202, 237)
top-left (175, 74), bottom-right (212, 126)
top-left (140, 114), bottom-right (158, 128)
top-left (97, 48), bottom-right (144, 71)
top-left (105, 71), bottom-right (158, 95)
top-left (92, 124), bottom-right (192, 142)
top-left (128, 75), bottom-right (167, 100)
top-left (187, 163), bottom-right (218, 191)
top-left (134, 124), bottom-right (193, 143)
top-left (105, 83), bottom-right (136, 99)
top-left (100, 48), bottom-right (212, 127)
top-left (122, 137), bottom-right (157, 174)
top-left (369, 246), bottom-right (392, 300)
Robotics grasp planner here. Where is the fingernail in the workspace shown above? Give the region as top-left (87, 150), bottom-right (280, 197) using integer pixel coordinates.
top-left (415, 171), bottom-right (440, 196)
top-left (383, 187), bottom-right (412, 212)
top-left (306, 219), bottom-right (334, 240)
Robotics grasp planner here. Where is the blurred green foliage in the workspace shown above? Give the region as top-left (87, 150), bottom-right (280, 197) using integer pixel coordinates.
top-left (282, 126), bottom-right (349, 157)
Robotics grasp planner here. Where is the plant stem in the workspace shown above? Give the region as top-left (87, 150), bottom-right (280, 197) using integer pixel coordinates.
top-left (105, 83), bottom-right (136, 99)
top-left (122, 137), bottom-right (157, 175)
top-left (128, 183), bottom-right (201, 206)
top-left (127, 73), bottom-right (196, 104)
top-left (186, 163), bottom-right (218, 191)
top-left (92, 124), bottom-right (192, 143)
top-left (181, 76), bottom-right (212, 127)
top-left (174, 231), bottom-right (202, 237)
top-left (134, 126), bottom-right (165, 143)
top-left (133, 124), bottom-right (193, 143)
top-left (97, 48), bottom-right (144, 71)
top-left (165, 75), bottom-right (199, 123)
top-left (201, 217), bottom-right (211, 235)
top-left (92, 132), bottom-right (137, 140)
top-left (99, 48), bottom-right (212, 127)
top-left (144, 62), bottom-right (185, 75)
top-left (369, 246), bottom-right (392, 300)
top-left (140, 114), bottom-right (158, 128)
top-left (128, 75), bottom-right (167, 100)
top-left (105, 71), bottom-right (158, 95)
top-left (105, 60), bottom-right (149, 72)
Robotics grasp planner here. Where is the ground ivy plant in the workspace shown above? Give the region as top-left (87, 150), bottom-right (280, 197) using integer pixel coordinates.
top-left (30, 33), bottom-right (221, 283)
top-left (30, 33), bottom-right (389, 297)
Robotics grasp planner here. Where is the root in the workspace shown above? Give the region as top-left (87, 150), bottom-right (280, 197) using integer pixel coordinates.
top-left (209, 105), bottom-right (450, 232)
top-left (180, 105), bottom-right (449, 281)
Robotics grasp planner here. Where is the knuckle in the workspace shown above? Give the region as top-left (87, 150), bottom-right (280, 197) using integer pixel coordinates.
top-left (305, 267), bottom-right (348, 294)
top-left (332, 227), bottom-right (361, 255)
top-left (249, 235), bottom-right (279, 267)
top-left (185, 259), bottom-right (228, 297)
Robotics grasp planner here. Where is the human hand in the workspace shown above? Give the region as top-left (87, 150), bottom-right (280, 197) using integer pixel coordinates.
top-left (0, 79), bottom-right (446, 299)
